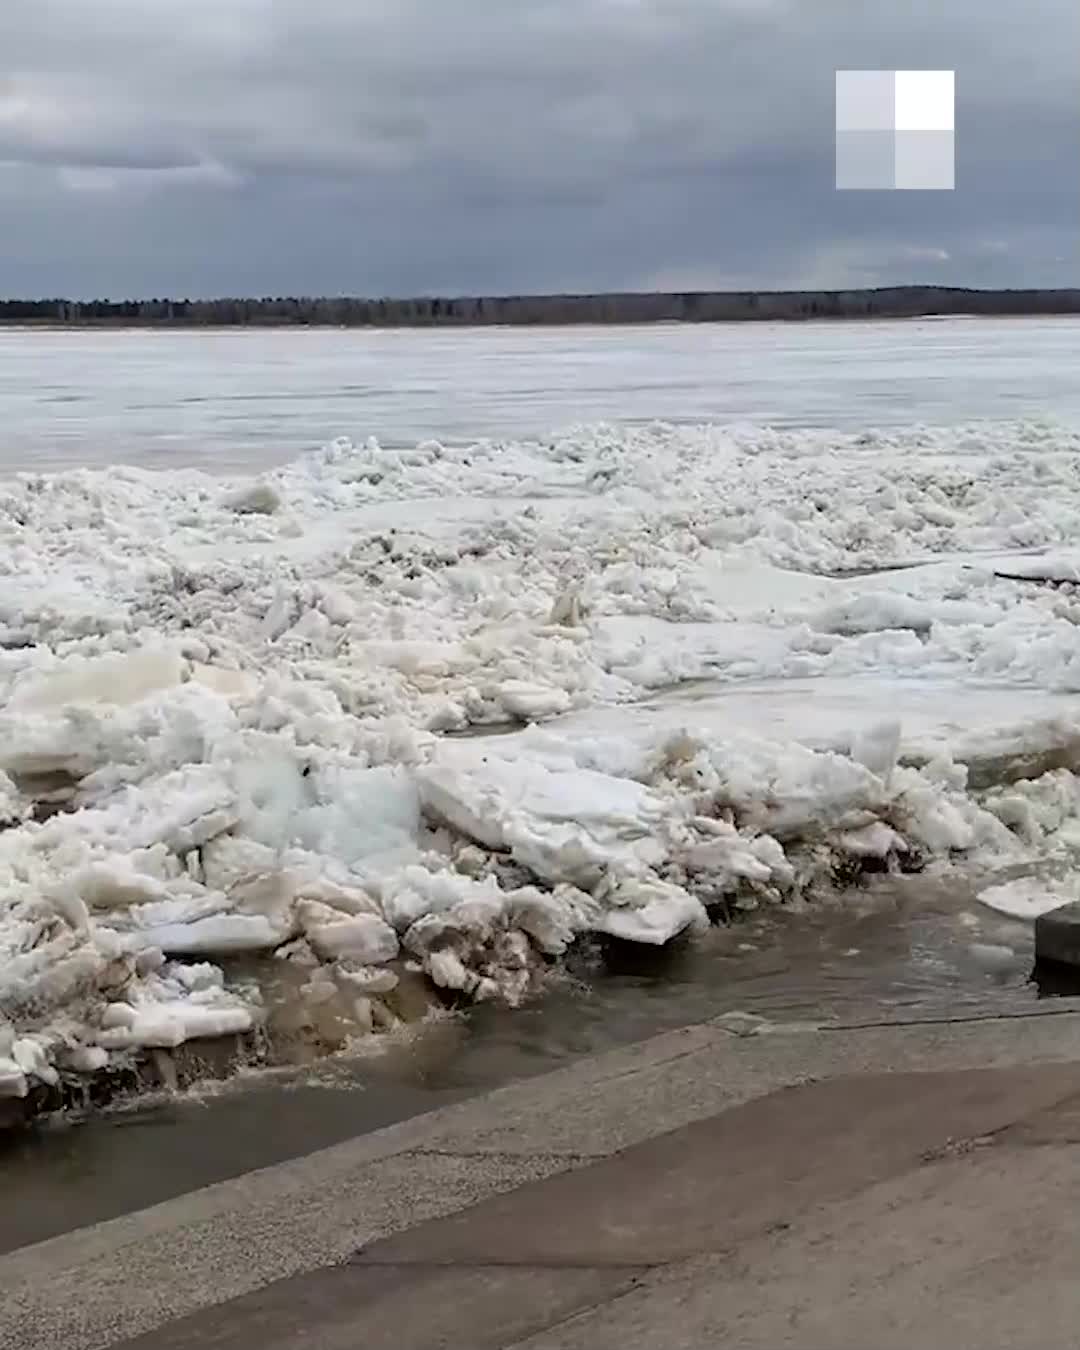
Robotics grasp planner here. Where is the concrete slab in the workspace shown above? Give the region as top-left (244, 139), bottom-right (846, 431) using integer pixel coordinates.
top-left (1036, 901), bottom-right (1080, 968)
top-left (362, 1064), bottom-right (1080, 1268)
top-left (411, 1010), bottom-right (1080, 1156)
top-left (518, 1143), bottom-right (1080, 1350)
top-left (103, 1061), bottom-right (1080, 1350)
top-left (13, 1011), bottom-right (1080, 1350)
top-left (996, 1084), bottom-right (1080, 1147)
top-left (114, 1263), bottom-right (648, 1350)
top-left (0, 1151), bottom-right (580, 1350)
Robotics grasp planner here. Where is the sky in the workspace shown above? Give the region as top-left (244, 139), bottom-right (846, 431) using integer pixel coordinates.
top-left (1, 0), bottom-right (1078, 298)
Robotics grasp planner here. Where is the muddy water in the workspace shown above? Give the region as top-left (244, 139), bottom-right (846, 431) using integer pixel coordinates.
top-left (0, 868), bottom-right (1059, 1256)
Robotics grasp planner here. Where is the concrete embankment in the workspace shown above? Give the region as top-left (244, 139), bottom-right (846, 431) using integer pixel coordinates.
top-left (9, 1002), bottom-right (1080, 1349)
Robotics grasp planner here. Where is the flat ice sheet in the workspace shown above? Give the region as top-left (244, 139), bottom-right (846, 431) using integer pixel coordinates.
top-left (533, 676), bottom-right (1079, 763)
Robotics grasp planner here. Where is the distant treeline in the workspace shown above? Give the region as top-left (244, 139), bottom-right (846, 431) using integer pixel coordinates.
top-left (4, 286), bottom-right (1080, 328)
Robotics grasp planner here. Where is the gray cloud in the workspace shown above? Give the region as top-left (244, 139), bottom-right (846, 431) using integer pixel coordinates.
top-left (1, 0), bottom-right (1078, 296)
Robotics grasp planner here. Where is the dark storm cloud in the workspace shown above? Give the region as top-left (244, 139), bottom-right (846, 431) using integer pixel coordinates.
top-left (1, 0), bottom-right (1077, 296)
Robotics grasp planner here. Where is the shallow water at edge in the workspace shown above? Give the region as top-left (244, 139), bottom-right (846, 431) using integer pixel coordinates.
top-left (0, 867), bottom-right (1064, 1255)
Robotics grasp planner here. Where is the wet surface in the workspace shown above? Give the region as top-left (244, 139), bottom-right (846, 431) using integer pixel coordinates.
top-left (0, 869), bottom-right (1050, 1256)
top-left (819, 547), bottom-right (1053, 580)
top-left (442, 720), bottom-right (524, 739)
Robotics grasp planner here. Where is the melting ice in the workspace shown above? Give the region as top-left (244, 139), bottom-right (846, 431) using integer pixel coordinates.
top-left (4, 418), bottom-right (1080, 1101)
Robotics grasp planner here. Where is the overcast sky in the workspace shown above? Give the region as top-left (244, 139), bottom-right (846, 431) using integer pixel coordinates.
top-left (2, 0), bottom-right (1078, 298)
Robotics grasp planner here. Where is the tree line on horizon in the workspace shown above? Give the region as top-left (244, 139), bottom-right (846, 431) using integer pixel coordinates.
top-left (3, 287), bottom-right (1080, 327)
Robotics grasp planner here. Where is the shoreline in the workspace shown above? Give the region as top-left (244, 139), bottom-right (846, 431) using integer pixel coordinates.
top-left (0, 313), bottom-right (1068, 333)
top-left (10, 1001), bottom-right (1080, 1348)
top-left (4, 286), bottom-right (1080, 330)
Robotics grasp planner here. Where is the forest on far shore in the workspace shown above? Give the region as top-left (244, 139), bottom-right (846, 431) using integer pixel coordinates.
top-left (3, 286), bottom-right (1080, 327)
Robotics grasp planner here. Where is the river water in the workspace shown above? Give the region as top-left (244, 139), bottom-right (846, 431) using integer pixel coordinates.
top-left (2, 315), bottom-right (1078, 1252)
top-left (3, 317), bottom-right (1080, 473)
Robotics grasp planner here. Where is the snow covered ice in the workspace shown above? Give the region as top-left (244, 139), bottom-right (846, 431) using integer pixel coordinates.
top-left (7, 417), bottom-right (1080, 1104)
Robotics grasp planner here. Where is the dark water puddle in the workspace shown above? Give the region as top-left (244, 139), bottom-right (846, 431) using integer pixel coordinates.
top-left (815, 546), bottom-right (1053, 581)
top-left (821, 559), bottom-right (940, 579)
top-left (1031, 960), bottom-right (1080, 999)
top-left (441, 719), bottom-right (524, 739)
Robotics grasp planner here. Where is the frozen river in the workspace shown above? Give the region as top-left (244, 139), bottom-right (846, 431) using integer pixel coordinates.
top-left (4, 314), bottom-right (1080, 1249)
top-left (3, 316), bottom-right (1080, 472)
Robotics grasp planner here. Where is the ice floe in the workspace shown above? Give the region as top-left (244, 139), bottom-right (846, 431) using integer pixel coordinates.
top-left (4, 418), bottom-right (1080, 1099)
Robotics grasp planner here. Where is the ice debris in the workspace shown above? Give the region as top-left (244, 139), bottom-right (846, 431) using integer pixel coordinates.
top-left (3, 417), bottom-right (1080, 1100)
